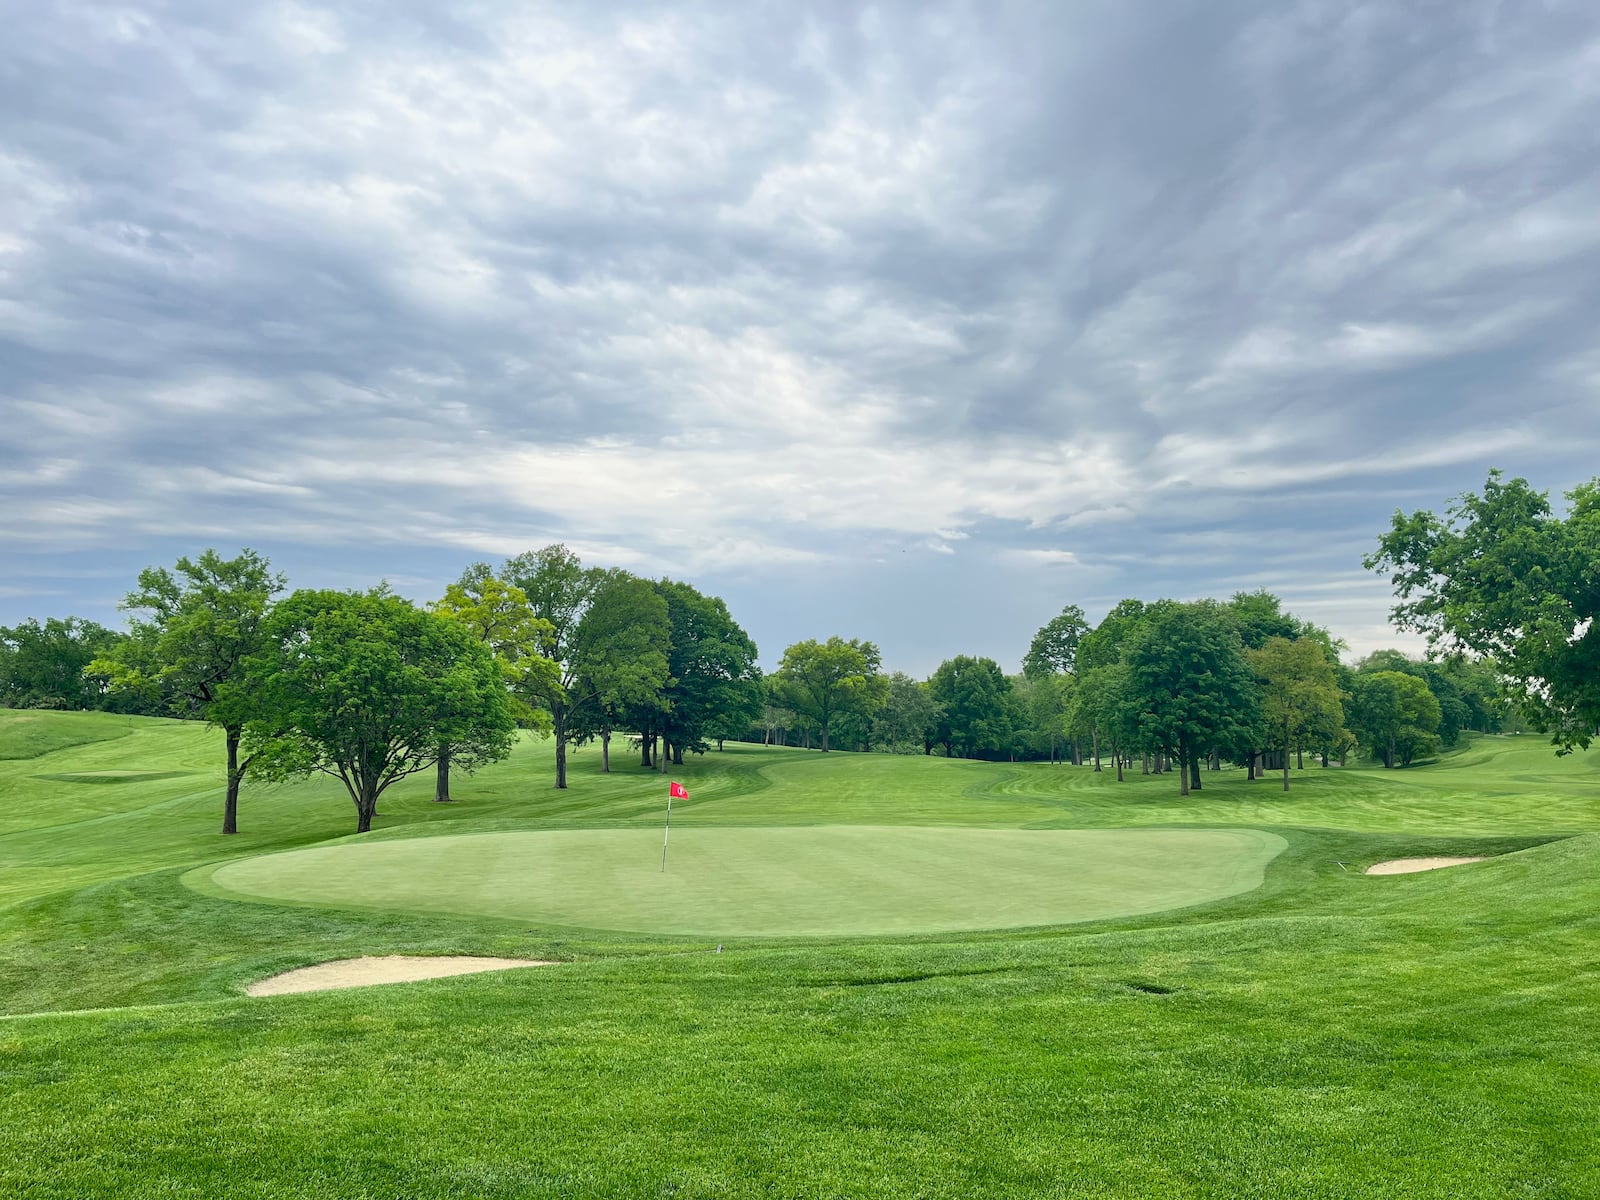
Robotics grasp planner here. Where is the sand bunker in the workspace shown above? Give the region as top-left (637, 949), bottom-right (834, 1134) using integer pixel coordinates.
top-left (1365, 856), bottom-right (1488, 876)
top-left (247, 955), bottom-right (557, 997)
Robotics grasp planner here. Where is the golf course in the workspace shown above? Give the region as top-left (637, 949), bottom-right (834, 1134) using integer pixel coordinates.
top-left (3, 707), bottom-right (1597, 1198)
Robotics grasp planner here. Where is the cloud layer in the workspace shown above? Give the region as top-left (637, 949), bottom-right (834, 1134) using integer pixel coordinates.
top-left (4, 1), bottom-right (1599, 672)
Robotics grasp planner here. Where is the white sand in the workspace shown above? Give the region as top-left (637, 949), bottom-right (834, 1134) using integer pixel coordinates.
top-left (246, 955), bottom-right (557, 996)
top-left (1365, 856), bottom-right (1488, 876)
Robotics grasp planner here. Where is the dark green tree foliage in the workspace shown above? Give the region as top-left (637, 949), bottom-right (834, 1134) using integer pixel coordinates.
top-left (1023, 604), bottom-right (1089, 678)
top-left (928, 656), bottom-right (1013, 759)
top-left (1347, 670), bottom-right (1441, 768)
top-left (568, 572), bottom-right (671, 772)
top-left (1227, 590), bottom-right (1302, 650)
top-left (246, 589), bottom-right (516, 833)
top-left (1125, 600), bottom-right (1260, 794)
top-left (773, 637), bottom-right (887, 753)
top-left (1368, 471), bottom-right (1600, 752)
top-left (872, 672), bottom-right (941, 754)
top-left (656, 579), bottom-right (760, 762)
top-left (93, 549), bottom-right (284, 834)
top-left (0, 617), bottom-right (126, 710)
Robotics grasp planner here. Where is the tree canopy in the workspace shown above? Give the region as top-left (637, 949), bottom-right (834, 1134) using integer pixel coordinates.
top-left (92, 549), bottom-right (284, 834)
top-left (1368, 470), bottom-right (1599, 752)
top-left (772, 637), bottom-right (886, 753)
top-left (245, 589), bottom-right (517, 833)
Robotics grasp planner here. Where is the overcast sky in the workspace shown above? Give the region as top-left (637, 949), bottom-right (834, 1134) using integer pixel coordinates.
top-left (4, 1), bottom-right (1599, 675)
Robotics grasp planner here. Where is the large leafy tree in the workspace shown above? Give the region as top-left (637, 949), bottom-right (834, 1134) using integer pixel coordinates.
top-left (1, 617), bottom-right (126, 711)
top-left (928, 655), bottom-right (1013, 759)
top-left (93, 549), bottom-right (284, 834)
top-left (1125, 600), bottom-right (1260, 795)
top-left (655, 579), bottom-right (760, 764)
top-left (1347, 670), bottom-right (1441, 768)
top-left (430, 567), bottom-right (556, 801)
top-left (245, 589), bottom-right (516, 833)
top-left (872, 672), bottom-right (941, 754)
top-left (1023, 604), bottom-right (1089, 678)
top-left (502, 545), bottom-right (598, 789)
top-left (1249, 636), bottom-right (1346, 790)
top-left (773, 637), bottom-right (887, 753)
top-left (1367, 471), bottom-right (1600, 752)
top-left (568, 571), bottom-right (671, 772)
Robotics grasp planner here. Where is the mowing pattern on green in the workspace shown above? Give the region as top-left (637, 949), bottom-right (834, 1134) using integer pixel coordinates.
top-left (197, 826), bottom-right (1286, 935)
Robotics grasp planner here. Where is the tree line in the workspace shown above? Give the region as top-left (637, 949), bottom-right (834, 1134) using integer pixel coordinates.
top-left (755, 594), bottom-right (1505, 789)
top-left (4, 469), bottom-right (1592, 826)
top-left (1, 546), bottom-right (760, 835)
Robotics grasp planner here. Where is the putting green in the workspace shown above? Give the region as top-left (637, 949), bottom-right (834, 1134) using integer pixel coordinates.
top-left (193, 826), bottom-right (1286, 936)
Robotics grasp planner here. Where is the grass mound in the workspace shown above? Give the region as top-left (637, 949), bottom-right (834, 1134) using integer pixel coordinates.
top-left (0, 709), bottom-right (136, 760)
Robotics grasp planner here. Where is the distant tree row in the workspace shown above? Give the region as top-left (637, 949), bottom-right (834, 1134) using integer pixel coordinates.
top-left (4, 546), bottom-right (761, 836)
top-left (751, 591), bottom-right (1509, 789)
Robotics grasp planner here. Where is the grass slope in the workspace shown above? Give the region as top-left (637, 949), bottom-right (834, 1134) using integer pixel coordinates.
top-left (2, 710), bottom-right (1598, 1198)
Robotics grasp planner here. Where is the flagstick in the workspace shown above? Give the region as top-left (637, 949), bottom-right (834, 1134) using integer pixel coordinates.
top-left (660, 792), bottom-right (672, 873)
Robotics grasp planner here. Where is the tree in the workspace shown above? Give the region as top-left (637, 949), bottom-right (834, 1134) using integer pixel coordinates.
top-left (502, 545), bottom-right (598, 788)
top-left (93, 549), bottom-right (284, 835)
top-left (655, 579), bottom-right (760, 764)
top-left (1347, 670), bottom-right (1441, 768)
top-left (245, 589), bottom-right (516, 833)
top-left (1124, 601), bottom-right (1260, 795)
top-left (569, 571), bottom-right (671, 772)
top-left (430, 568), bottom-right (555, 801)
top-left (772, 637), bottom-right (887, 753)
top-left (1023, 605), bottom-right (1089, 678)
top-left (1, 617), bottom-right (126, 710)
top-left (1367, 471), bottom-right (1600, 752)
top-left (1075, 664), bottom-right (1137, 779)
top-left (928, 656), bottom-right (1013, 759)
top-left (1249, 637), bottom-right (1346, 791)
top-left (872, 672), bottom-right (941, 754)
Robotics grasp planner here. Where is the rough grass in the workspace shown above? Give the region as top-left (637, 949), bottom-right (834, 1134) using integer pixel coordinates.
top-left (1, 710), bottom-right (1598, 1198)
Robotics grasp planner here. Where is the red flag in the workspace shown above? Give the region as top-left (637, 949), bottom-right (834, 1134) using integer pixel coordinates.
top-left (669, 781), bottom-right (688, 799)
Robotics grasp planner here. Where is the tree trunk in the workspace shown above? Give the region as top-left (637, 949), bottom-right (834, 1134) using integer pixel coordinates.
top-left (1296, 746), bottom-right (1304, 770)
top-left (1321, 750), bottom-right (1329, 768)
top-left (821, 722), bottom-right (830, 752)
top-left (1071, 738), bottom-right (1082, 767)
top-left (1092, 724), bottom-right (1101, 772)
top-left (434, 745), bottom-right (453, 802)
top-left (1141, 752), bottom-right (1149, 775)
top-left (1114, 735), bottom-right (1124, 782)
top-left (1178, 743), bottom-right (1190, 795)
top-left (223, 724), bottom-right (243, 835)
top-left (552, 705), bottom-right (569, 789)
top-left (601, 727), bottom-right (611, 774)
top-left (660, 737), bottom-right (671, 773)
top-left (673, 743), bottom-right (683, 766)
top-left (355, 778), bottom-right (379, 833)
top-left (642, 734), bottom-right (653, 768)
top-left (1189, 754), bottom-right (1202, 792)
top-left (1283, 719), bottom-right (1291, 792)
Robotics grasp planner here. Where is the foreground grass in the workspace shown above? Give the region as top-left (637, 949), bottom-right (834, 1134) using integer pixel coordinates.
top-left (2, 712), bottom-right (1598, 1197)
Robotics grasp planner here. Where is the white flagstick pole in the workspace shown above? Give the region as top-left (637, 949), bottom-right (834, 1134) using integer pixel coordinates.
top-left (660, 790), bottom-right (672, 873)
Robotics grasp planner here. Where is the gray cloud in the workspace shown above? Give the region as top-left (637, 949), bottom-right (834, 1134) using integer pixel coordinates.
top-left (4, 0), bottom-right (1599, 673)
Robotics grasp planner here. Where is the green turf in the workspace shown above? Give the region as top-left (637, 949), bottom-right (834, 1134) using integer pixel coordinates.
top-left (0, 707), bottom-right (137, 760)
top-left (2, 709), bottom-right (1599, 1198)
top-left (194, 826), bottom-right (1287, 935)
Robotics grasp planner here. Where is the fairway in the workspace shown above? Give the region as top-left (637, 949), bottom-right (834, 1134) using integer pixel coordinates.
top-left (194, 826), bottom-right (1287, 936)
